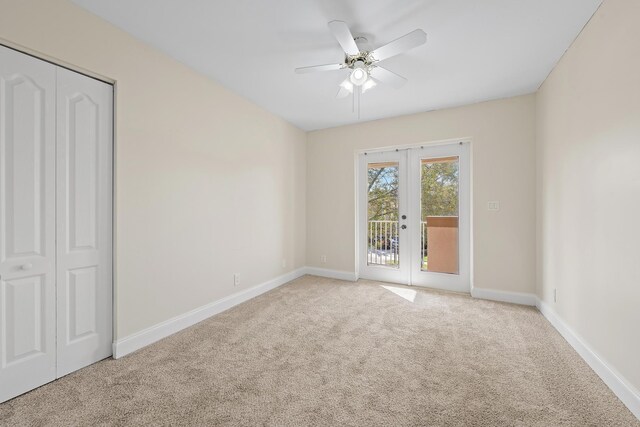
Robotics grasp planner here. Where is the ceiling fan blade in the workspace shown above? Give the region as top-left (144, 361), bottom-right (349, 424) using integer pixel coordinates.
top-left (370, 29), bottom-right (427, 62)
top-left (295, 63), bottom-right (345, 74)
top-left (328, 20), bottom-right (360, 56)
top-left (370, 66), bottom-right (407, 89)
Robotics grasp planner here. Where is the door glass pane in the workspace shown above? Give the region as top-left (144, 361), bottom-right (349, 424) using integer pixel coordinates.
top-left (420, 156), bottom-right (459, 274)
top-left (367, 161), bottom-right (399, 268)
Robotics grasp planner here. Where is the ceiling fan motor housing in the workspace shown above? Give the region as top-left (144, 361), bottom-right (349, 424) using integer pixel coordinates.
top-left (346, 51), bottom-right (373, 68)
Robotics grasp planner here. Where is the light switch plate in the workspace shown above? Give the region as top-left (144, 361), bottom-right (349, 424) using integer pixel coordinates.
top-left (488, 201), bottom-right (500, 211)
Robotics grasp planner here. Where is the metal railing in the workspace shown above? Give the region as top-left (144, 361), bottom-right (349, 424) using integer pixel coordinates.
top-left (367, 220), bottom-right (429, 267)
top-left (367, 220), bottom-right (400, 266)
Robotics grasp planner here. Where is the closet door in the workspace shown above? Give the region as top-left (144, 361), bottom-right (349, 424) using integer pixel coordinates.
top-left (55, 67), bottom-right (112, 377)
top-left (0, 46), bottom-right (57, 402)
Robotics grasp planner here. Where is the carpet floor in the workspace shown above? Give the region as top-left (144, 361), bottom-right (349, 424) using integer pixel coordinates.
top-left (0, 275), bottom-right (637, 426)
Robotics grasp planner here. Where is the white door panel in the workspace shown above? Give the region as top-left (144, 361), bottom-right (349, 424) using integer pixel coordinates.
top-left (358, 150), bottom-right (409, 283)
top-left (0, 45), bottom-right (57, 402)
top-left (56, 66), bottom-right (112, 377)
top-left (408, 143), bottom-right (470, 292)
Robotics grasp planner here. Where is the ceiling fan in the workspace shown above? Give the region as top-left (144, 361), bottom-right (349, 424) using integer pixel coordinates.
top-left (295, 21), bottom-right (427, 99)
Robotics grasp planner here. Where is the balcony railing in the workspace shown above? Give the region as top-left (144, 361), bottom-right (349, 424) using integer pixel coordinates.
top-left (367, 220), bottom-right (401, 266)
top-left (367, 218), bottom-right (458, 273)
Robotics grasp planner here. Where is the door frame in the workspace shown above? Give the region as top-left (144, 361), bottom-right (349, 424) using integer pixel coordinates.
top-left (354, 138), bottom-right (473, 292)
top-left (0, 39), bottom-right (118, 353)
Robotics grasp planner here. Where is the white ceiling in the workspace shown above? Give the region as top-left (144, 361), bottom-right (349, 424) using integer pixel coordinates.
top-left (73, 0), bottom-right (601, 131)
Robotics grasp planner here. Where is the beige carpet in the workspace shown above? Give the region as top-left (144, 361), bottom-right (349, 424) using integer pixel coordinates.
top-left (1, 276), bottom-right (637, 426)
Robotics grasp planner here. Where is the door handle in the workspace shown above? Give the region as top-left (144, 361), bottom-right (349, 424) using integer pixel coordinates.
top-left (21, 263), bottom-right (33, 271)
top-left (401, 225), bottom-right (407, 229)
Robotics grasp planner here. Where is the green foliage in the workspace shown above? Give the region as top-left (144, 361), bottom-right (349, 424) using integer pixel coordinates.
top-left (367, 165), bottom-right (399, 221)
top-left (367, 159), bottom-right (458, 222)
top-left (420, 161), bottom-right (458, 218)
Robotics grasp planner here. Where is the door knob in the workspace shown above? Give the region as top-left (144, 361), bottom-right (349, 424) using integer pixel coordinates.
top-left (21, 263), bottom-right (33, 271)
top-left (401, 225), bottom-right (407, 229)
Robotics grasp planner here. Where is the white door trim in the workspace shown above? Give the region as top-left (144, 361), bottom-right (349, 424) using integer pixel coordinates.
top-left (0, 39), bottom-right (115, 85)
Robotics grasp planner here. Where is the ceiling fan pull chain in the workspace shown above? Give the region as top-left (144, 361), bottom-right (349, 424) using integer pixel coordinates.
top-left (358, 86), bottom-right (361, 120)
top-left (352, 88), bottom-right (355, 113)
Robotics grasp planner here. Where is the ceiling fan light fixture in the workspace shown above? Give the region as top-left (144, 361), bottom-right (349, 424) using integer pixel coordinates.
top-left (362, 78), bottom-right (377, 93)
top-left (340, 79), bottom-right (354, 93)
top-left (349, 61), bottom-right (369, 86)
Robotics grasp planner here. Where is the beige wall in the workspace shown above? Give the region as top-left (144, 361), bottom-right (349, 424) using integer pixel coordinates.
top-left (307, 94), bottom-right (537, 294)
top-left (0, 0), bottom-right (307, 339)
top-left (536, 0), bottom-right (640, 393)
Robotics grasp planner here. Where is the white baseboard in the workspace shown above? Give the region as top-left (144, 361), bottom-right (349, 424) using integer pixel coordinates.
top-left (537, 299), bottom-right (640, 420)
top-left (306, 272), bottom-right (537, 306)
top-left (471, 287), bottom-right (537, 306)
top-left (303, 266), bottom-right (358, 282)
top-left (112, 267), bottom-right (306, 359)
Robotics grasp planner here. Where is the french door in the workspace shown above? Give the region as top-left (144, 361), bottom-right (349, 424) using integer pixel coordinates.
top-left (358, 142), bottom-right (470, 292)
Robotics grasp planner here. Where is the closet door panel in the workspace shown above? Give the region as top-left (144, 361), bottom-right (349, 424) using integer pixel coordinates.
top-left (0, 45), bottom-right (57, 403)
top-left (56, 67), bottom-right (112, 377)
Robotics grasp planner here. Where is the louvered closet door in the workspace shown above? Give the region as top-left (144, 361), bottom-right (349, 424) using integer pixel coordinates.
top-left (56, 67), bottom-right (113, 377)
top-left (0, 46), bottom-right (57, 402)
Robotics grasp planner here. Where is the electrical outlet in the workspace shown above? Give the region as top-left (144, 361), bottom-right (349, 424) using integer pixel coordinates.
top-left (320, 255), bottom-right (327, 263)
top-left (488, 201), bottom-right (500, 211)
top-left (234, 274), bottom-right (240, 287)
top-left (553, 288), bottom-right (557, 303)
